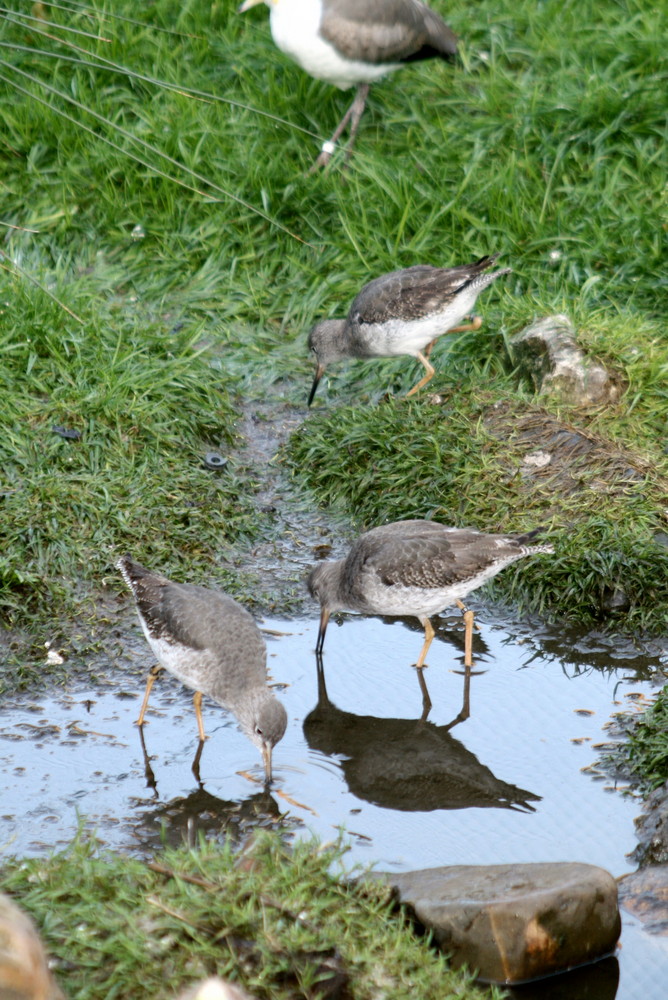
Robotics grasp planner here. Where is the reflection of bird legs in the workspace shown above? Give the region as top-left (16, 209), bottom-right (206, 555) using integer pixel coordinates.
top-left (191, 739), bottom-right (205, 784)
top-left (137, 724), bottom-right (158, 796)
top-left (415, 667), bottom-right (432, 722)
top-left (444, 662), bottom-right (472, 732)
top-left (309, 83), bottom-right (370, 172)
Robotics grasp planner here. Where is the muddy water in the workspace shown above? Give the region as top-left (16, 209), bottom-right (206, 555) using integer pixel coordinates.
top-left (1, 604), bottom-right (667, 999)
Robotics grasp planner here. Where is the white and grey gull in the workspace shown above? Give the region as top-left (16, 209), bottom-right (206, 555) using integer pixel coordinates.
top-left (239, 0), bottom-right (458, 167)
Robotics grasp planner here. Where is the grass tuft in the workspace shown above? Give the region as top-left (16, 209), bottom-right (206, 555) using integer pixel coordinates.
top-left (0, 832), bottom-right (498, 1000)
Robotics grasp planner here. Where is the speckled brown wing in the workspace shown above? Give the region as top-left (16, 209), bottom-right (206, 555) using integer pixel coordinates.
top-left (349, 256), bottom-right (500, 325)
top-left (345, 521), bottom-right (524, 596)
top-left (320, 0), bottom-right (457, 64)
top-left (120, 558), bottom-right (266, 667)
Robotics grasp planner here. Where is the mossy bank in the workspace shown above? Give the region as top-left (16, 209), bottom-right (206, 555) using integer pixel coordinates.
top-left (0, 833), bottom-right (500, 1000)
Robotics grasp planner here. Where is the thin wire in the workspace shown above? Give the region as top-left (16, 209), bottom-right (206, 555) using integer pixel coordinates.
top-left (0, 38), bottom-right (320, 140)
top-left (0, 63), bottom-right (314, 246)
top-left (0, 6), bottom-right (112, 42)
top-left (0, 250), bottom-right (84, 324)
top-left (34, 0), bottom-right (205, 39)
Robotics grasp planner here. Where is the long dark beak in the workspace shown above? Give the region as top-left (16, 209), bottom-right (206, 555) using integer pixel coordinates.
top-left (315, 607), bottom-right (330, 654)
top-left (307, 363), bottom-right (325, 406)
top-left (261, 742), bottom-right (273, 784)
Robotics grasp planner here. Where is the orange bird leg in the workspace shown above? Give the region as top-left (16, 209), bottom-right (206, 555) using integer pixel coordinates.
top-left (405, 351), bottom-right (436, 398)
top-left (135, 664), bottom-right (162, 726)
top-left (193, 690), bottom-right (207, 742)
top-left (414, 617), bottom-right (436, 668)
top-left (448, 315), bottom-right (483, 334)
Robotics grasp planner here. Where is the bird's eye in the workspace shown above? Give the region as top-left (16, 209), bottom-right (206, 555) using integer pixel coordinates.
top-left (255, 726), bottom-right (264, 737)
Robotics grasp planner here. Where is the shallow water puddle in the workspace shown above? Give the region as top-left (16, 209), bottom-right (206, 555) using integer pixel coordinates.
top-left (1, 607), bottom-right (667, 999)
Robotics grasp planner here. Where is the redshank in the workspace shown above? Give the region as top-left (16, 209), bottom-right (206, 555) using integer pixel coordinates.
top-left (117, 556), bottom-right (287, 782)
top-left (307, 520), bottom-right (553, 666)
top-left (239, 0), bottom-right (457, 168)
top-left (307, 254), bottom-right (511, 404)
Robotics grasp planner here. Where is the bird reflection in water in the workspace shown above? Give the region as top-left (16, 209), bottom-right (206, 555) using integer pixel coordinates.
top-left (134, 727), bottom-right (285, 852)
top-left (304, 655), bottom-right (540, 813)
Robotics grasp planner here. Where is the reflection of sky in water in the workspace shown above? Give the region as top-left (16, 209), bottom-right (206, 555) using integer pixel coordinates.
top-left (1, 608), bottom-right (667, 999)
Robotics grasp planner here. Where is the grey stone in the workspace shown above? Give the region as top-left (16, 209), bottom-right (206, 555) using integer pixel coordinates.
top-left (370, 861), bottom-right (620, 984)
top-left (618, 865), bottom-right (668, 934)
top-left (632, 780), bottom-right (668, 866)
top-left (508, 315), bottom-right (621, 406)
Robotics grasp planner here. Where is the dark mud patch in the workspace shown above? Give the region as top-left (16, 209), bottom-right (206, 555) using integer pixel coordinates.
top-left (221, 391), bottom-right (355, 612)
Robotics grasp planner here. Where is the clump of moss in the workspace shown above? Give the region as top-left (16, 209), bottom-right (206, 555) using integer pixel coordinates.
top-left (1, 833), bottom-right (496, 1000)
top-left (607, 688), bottom-right (668, 793)
top-left (0, 283), bottom-right (259, 627)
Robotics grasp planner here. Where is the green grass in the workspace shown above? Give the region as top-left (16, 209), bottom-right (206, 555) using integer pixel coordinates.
top-left (605, 688), bottom-right (668, 794)
top-left (0, 0), bottom-right (667, 639)
top-left (0, 833), bottom-right (498, 1000)
top-left (285, 335), bottom-right (668, 632)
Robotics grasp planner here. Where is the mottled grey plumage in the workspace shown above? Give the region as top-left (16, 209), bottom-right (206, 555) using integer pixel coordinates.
top-left (239, 0), bottom-right (457, 167)
top-left (319, 0), bottom-right (457, 64)
top-left (118, 556), bottom-right (287, 781)
top-left (307, 520), bottom-right (553, 666)
top-left (308, 255), bottom-right (510, 403)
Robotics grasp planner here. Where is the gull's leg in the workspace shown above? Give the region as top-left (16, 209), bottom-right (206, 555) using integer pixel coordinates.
top-left (310, 84), bottom-right (369, 171)
top-left (343, 83), bottom-right (370, 166)
top-left (193, 690), bottom-right (207, 742)
top-left (414, 617), bottom-right (435, 668)
top-left (405, 351), bottom-right (436, 397)
top-left (463, 609), bottom-right (474, 667)
top-left (134, 664), bottom-right (162, 726)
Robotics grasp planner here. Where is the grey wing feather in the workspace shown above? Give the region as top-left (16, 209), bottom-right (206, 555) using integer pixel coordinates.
top-left (320, 0), bottom-right (457, 63)
top-left (350, 259), bottom-right (495, 325)
top-left (351, 522), bottom-right (522, 591)
top-left (162, 584), bottom-right (266, 664)
top-left (126, 569), bottom-right (265, 663)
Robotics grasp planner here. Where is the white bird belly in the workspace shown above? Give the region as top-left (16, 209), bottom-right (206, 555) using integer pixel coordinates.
top-left (361, 560), bottom-right (521, 617)
top-left (270, 0), bottom-right (398, 88)
top-left (142, 625), bottom-right (215, 694)
top-left (362, 286), bottom-right (482, 357)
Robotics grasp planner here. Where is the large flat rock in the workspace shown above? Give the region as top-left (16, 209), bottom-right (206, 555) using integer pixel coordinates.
top-left (370, 861), bottom-right (620, 984)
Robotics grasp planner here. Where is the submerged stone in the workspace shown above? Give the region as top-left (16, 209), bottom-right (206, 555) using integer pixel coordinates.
top-left (370, 861), bottom-right (620, 984)
top-left (632, 780), bottom-right (668, 866)
top-left (618, 865), bottom-right (668, 935)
